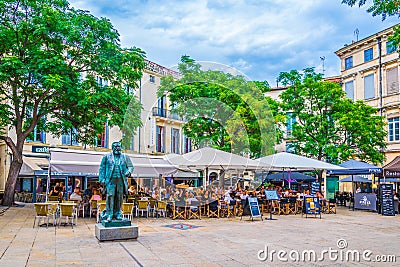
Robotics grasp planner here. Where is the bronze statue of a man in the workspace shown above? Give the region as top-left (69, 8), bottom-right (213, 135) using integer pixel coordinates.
top-left (99, 141), bottom-right (133, 222)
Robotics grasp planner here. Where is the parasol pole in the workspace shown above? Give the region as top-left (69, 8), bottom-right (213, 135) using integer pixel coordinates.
top-left (351, 174), bottom-right (355, 211)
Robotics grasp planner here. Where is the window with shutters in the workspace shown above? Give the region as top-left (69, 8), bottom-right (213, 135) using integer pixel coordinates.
top-left (364, 73), bottom-right (375, 99)
top-left (386, 67), bottom-right (399, 94)
top-left (345, 81), bottom-right (354, 100)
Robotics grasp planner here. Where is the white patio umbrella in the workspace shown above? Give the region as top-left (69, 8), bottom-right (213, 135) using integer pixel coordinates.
top-left (164, 147), bottom-right (267, 170)
top-left (257, 152), bottom-right (344, 171)
top-left (164, 147), bottom-right (269, 189)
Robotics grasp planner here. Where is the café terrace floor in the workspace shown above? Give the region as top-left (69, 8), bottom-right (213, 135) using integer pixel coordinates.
top-left (0, 203), bottom-right (399, 267)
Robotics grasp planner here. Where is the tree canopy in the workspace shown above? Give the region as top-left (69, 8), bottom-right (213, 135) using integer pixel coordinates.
top-left (0, 0), bottom-right (144, 205)
top-left (277, 68), bottom-right (386, 164)
top-left (158, 56), bottom-right (277, 158)
top-left (342, 0), bottom-right (400, 20)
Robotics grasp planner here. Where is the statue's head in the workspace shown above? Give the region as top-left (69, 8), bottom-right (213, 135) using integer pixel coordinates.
top-left (112, 142), bottom-right (122, 155)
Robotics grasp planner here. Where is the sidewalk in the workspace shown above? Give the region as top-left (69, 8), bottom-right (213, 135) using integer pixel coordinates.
top-left (0, 204), bottom-right (399, 266)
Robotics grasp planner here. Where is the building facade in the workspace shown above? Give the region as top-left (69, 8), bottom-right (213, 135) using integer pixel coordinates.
top-left (335, 24), bottom-right (400, 164)
top-left (2, 59), bottom-right (192, 194)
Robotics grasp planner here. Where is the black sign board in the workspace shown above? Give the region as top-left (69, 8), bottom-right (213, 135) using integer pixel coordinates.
top-left (311, 182), bottom-right (320, 195)
top-left (380, 184), bottom-right (395, 216)
top-left (248, 197), bottom-right (261, 217)
top-left (303, 196), bottom-right (321, 218)
top-left (265, 190), bottom-right (279, 201)
top-left (32, 145), bottom-right (49, 153)
top-left (241, 197), bottom-right (263, 221)
top-left (354, 193), bottom-right (377, 211)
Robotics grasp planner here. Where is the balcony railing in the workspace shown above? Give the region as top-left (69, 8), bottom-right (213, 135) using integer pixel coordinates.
top-left (152, 107), bottom-right (186, 122)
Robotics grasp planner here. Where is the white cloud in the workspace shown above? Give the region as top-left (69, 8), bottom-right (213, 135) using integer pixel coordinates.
top-left (69, 0), bottom-right (399, 82)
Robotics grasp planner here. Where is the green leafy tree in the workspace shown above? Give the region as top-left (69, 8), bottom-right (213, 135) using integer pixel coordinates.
top-left (159, 56), bottom-right (277, 159)
top-left (342, 0), bottom-right (400, 20)
top-left (0, 0), bottom-right (144, 206)
top-left (342, 1), bottom-right (400, 50)
top-left (278, 68), bottom-right (386, 165)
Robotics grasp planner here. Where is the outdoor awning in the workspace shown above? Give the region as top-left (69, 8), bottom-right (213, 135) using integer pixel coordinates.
top-left (20, 157), bottom-right (43, 176)
top-left (50, 148), bottom-right (179, 178)
top-left (327, 159), bottom-right (382, 175)
top-left (339, 175), bottom-right (372, 183)
top-left (382, 156), bottom-right (400, 178)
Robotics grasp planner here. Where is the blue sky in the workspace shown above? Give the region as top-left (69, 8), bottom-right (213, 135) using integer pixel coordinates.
top-left (69, 0), bottom-right (399, 85)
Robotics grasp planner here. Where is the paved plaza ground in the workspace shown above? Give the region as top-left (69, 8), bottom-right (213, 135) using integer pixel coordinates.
top-left (0, 204), bottom-right (399, 266)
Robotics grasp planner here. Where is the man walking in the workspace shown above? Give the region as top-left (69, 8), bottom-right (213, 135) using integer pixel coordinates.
top-left (99, 142), bottom-right (134, 222)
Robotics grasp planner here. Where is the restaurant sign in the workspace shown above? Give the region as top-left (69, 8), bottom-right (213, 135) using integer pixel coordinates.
top-left (354, 193), bottom-right (377, 211)
top-left (384, 170), bottom-right (400, 177)
top-left (32, 145), bottom-right (49, 153)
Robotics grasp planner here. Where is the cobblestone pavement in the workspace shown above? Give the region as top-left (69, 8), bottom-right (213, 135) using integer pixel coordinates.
top-left (0, 204), bottom-right (399, 266)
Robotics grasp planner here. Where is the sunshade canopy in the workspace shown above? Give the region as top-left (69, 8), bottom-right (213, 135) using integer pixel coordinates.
top-left (339, 175), bottom-right (372, 183)
top-left (164, 147), bottom-right (265, 170)
top-left (257, 152), bottom-right (343, 171)
top-left (50, 149), bottom-right (178, 177)
top-left (382, 156), bottom-right (400, 178)
top-left (327, 159), bottom-right (382, 175)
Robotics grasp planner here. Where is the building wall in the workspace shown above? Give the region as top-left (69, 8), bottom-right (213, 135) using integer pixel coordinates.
top-left (13, 59), bottom-right (187, 155)
top-left (335, 24), bottom-right (400, 165)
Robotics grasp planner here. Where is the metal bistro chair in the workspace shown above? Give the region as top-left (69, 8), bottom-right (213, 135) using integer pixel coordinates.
top-left (121, 203), bottom-right (135, 221)
top-left (89, 200), bottom-right (98, 218)
top-left (58, 203), bottom-right (76, 228)
top-left (136, 200), bottom-right (149, 217)
top-left (148, 199), bottom-right (157, 217)
top-left (155, 201), bottom-right (167, 218)
top-left (33, 203), bottom-right (56, 228)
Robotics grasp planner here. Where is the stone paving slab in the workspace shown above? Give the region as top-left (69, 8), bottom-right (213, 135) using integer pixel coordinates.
top-left (0, 204), bottom-right (399, 266)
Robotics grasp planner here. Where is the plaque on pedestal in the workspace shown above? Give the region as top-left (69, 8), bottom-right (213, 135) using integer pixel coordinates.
top-left (95, 223), bottom-right (138, 241)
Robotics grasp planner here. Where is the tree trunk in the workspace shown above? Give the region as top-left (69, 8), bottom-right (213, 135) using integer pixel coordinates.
top-left (2, 157), bottom-right (23, 206)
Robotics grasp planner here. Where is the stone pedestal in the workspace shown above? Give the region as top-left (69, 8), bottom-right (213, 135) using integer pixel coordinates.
top-left (95, 223), bottom-right (138, 241)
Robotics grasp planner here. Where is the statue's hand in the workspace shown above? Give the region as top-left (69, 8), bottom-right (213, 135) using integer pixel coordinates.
top-left (125, 171), bottom-right (131, 177)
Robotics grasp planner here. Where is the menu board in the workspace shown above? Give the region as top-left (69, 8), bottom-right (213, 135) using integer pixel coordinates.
top-left (380, 184), bottom-right (395, 216)
top-left (311, 182), bottom-right (320, 195)
top-left (265, 190), bottom-right (279, 201)
top-left (303, 196), bottom-right (321, 218)
top-left (248, 197), bottom-right (261, 218)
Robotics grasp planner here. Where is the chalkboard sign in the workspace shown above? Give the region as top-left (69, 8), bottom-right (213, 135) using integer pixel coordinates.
top-left (265, 190), bottom-right (279, 200)
top-left (311, 182), bottom-right (320, 195)
top-left (380, 184), bottom-right (395, 216)
top-left (303, 196), bottom-right (321, 218)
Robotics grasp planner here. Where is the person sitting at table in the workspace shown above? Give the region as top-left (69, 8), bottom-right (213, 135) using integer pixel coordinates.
top-left (240, 190), bottom-right (248, 200)
top-left (70, 187), bottom-right (82, 202)
top-left (90, 189), bottom-right (102, 202)
top-left (83, 184), bottom-right (93, 203)
top-left (152, 188), bottom-right (160, 200)
top-left (128, 185), bottom-right (136, 195)
top-left (224, 192), bottom-right (234, 204)
top-left (49, 186), bottom-right (62, 199)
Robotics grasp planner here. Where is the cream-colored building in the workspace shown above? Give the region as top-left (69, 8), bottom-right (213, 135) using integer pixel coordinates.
top-left (2, 59), bottom-right (192, 194)
top-left (335, 24), bottom-right (400, 164)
